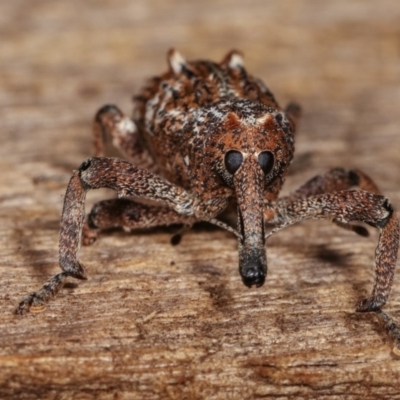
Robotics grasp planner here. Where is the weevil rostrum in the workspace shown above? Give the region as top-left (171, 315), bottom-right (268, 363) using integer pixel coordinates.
top-left (16, 50), bottom-right (399, 329)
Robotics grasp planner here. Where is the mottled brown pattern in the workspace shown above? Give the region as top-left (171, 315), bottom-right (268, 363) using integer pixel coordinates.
top-left (15, 50), bottom-right (399, 342)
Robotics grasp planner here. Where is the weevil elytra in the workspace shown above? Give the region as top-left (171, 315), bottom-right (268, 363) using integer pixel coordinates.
top-left (16, 50), bottom-right (399, 320)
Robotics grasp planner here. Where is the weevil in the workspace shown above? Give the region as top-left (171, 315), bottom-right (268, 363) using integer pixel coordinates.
top-left (16, 50), bottom-right (399, 320)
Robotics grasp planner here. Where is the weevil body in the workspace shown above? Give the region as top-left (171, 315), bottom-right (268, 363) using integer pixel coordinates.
top-left (132, 49), bottom-right (297, 286)
top-left (16, 50), bottom-right (399, 317)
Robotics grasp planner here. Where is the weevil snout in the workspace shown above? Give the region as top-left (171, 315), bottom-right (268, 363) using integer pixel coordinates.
top-left (233, 155), bottom-right (268, 288)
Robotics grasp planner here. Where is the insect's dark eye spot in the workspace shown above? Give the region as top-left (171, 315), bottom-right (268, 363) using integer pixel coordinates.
top-left (258, 151), bottom-right (274, 175)
top-left (275, 113), bottom-right (283, 123)
top-left (224, 150), bottom-right (243, 175)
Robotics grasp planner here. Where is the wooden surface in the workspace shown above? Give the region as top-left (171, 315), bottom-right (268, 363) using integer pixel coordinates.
top-left (1, 1), bottom-right (400, 398)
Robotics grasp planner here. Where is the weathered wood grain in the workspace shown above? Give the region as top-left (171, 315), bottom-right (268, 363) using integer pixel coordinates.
top-left (1, 1), bottom-right (400, 398)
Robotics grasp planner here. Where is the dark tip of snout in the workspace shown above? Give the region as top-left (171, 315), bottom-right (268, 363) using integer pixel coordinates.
top-left (241, 267), bottom-right (266, 288)
top-left (239, 248), bottom-right (267, 288)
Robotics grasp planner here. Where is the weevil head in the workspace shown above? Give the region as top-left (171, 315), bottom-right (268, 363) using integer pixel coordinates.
top-left (212, 100), bottom-right (295, 200)
top-left (206, 99), bottom-right (295, 287)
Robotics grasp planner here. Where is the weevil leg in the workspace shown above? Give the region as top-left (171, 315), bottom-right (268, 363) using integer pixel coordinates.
top-left (82, 198), bottom-right (197, 246)
top-left (15, 273), bottom-right (68, 315)
top-left (285, 168), bottom-right (380, 200)
top-left (15, 157), bottom-right (196, 314)
top-left (269, 190), bottom-right (399, 312)
top-left (373, 309), bottom-right (400, 353)
top-left (93, 105), bottom-right (156, 171)
top-left (93, 104), bottom-right (134, 157)
top-left (279, 168), bottom-right (381, 236)
top-left (82, 198), bottom-right (240, 246)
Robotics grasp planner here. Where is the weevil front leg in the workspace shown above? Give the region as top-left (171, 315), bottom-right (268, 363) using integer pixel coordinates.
top-left (270, 190), bottom-right (399, 312)
top-left (15, 157), bottom-right (196, 314)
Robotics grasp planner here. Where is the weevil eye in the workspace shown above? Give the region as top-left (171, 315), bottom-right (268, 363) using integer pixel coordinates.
top-left (224, 150), bottom-right (243, 174)
top-left (258, 151), bottom-right (274, 175)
